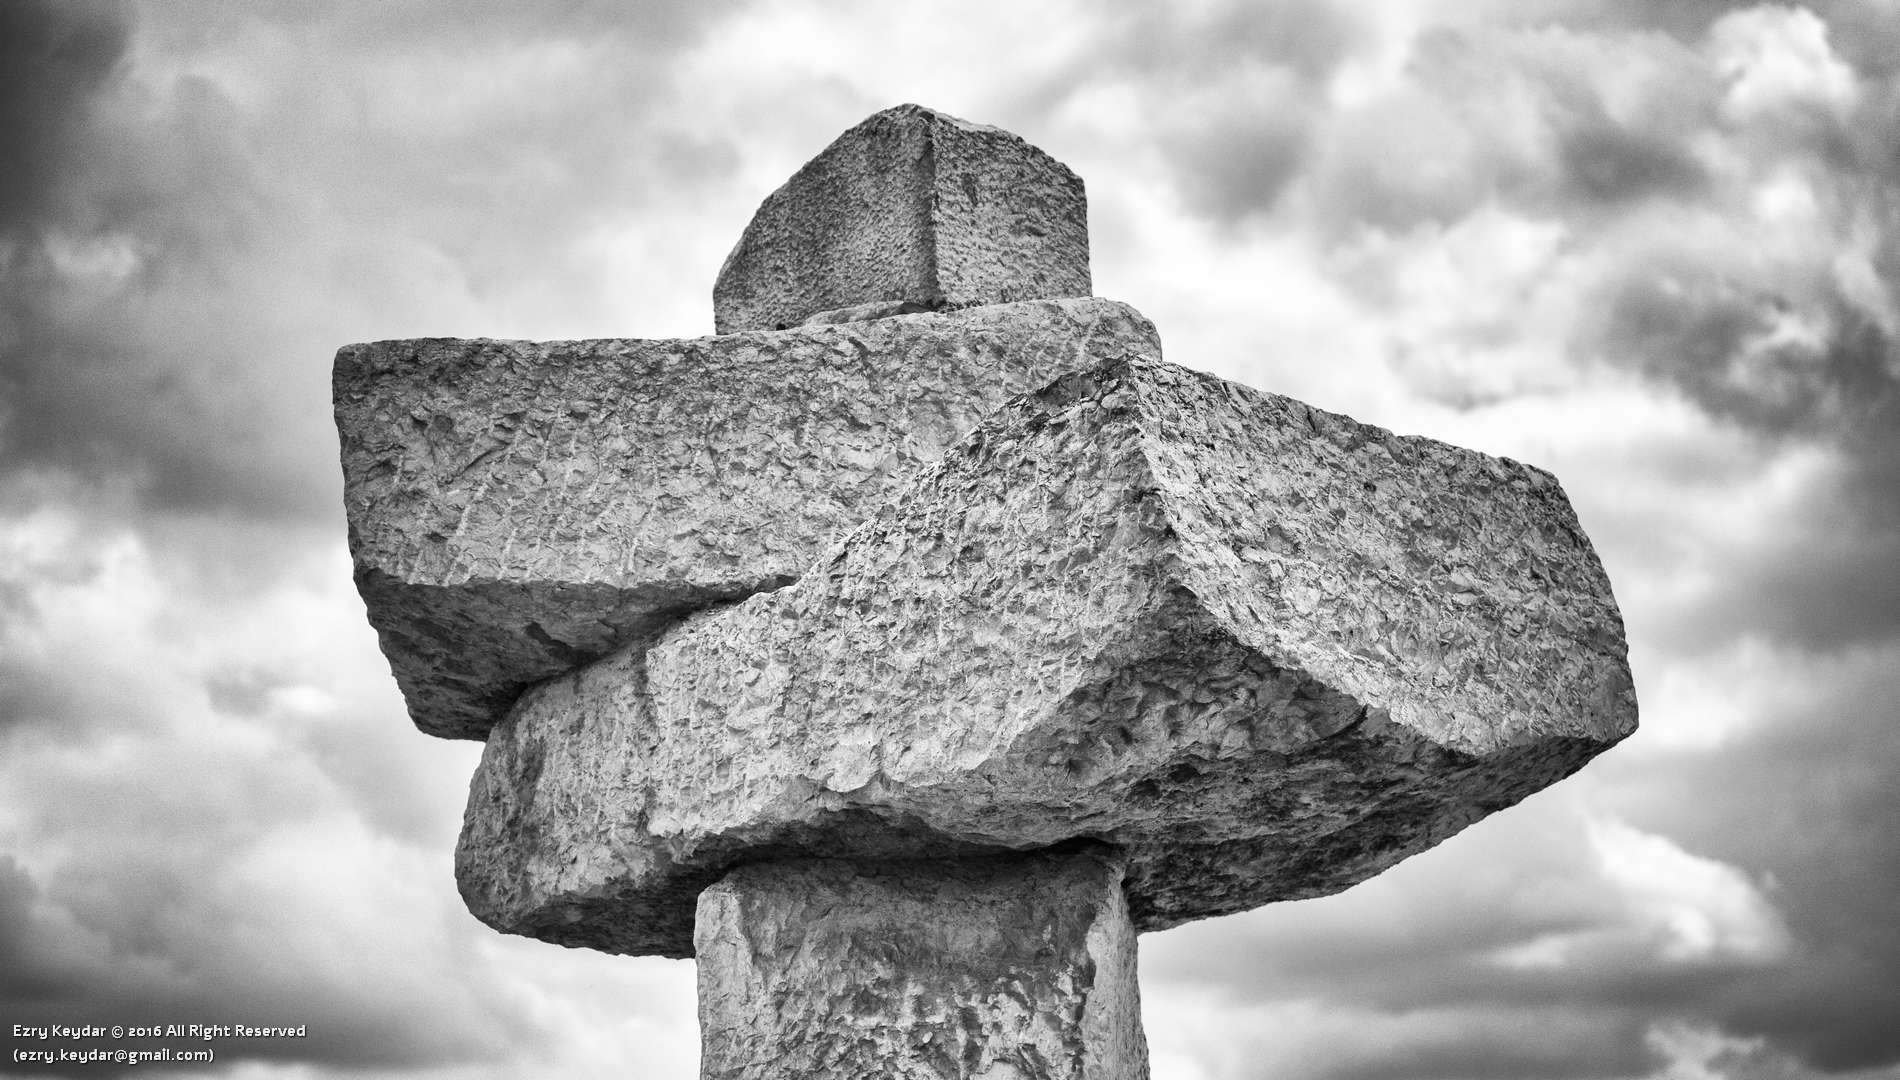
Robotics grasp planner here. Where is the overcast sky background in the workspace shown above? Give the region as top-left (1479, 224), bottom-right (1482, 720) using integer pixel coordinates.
top-left (3, 1), bottom-right (1898, 1078)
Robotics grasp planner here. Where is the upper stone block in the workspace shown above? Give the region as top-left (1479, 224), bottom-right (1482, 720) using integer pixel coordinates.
top-left (333, 298), bottom-right (1158, 740)
top-left (712, 104), bottom-right (1091, 334)
top-left (456, 354), bottom-right (1638, 958)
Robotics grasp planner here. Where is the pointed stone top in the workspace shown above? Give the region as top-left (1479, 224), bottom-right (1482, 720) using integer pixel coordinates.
top-left (712, 103), bottom-right (1091, 333)
top-left (876, 101), bottom-right (1000, 131)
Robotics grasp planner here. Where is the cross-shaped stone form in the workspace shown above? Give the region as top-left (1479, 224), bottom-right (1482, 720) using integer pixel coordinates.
top-left (335, 104), bottom-right (1637, 1080)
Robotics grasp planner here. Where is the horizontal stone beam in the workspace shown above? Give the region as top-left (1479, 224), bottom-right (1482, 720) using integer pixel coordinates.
top-left (713, 104), bottom-right (1090, 334)
top-left (334, 298), bottom-right (1159, 740)
top-left (457, 354), bottom-right (1637, 957)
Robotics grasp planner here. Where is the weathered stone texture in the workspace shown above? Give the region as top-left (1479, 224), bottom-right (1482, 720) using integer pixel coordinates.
top-left (457, 353), bottom-right (1636, 957)
top-left (713, 104), bottom-right (1090, 334)
top-left (334, 298), bottom-right (1159, 740)
top-left (696, 849), bottom-right (1147, 1080)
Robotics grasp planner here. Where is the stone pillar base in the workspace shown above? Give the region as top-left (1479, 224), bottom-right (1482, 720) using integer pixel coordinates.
top-left (694, 846), bottom-right (1148, 1080)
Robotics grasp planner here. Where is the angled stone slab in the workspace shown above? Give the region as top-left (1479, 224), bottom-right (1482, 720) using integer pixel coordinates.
top-left (457, 353), bottom-right (1638, 957)
top-left (334, 298), bottom-right (1160, 740)
top-left (696, 848), bottom-right (1146, 1080)
top-left (713, 104), bottom-right (1090, 334)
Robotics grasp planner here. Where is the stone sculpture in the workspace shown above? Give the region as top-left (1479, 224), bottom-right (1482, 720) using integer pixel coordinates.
top-left (335, 103), bottom-right (1638, 1080)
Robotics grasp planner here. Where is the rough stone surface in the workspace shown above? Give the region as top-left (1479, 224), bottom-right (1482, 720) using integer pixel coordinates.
top-left (457, 353), bottom-right (1638, 957)
top-left (713, 104), bottom-right (1090, 335)
top-left (334, 298), bottom-right (1159, 740)
top-left (696, 848), bottom-right (1147, 1080)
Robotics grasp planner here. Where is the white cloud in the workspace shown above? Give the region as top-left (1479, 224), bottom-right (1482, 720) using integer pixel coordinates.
top-left (1587, 818), bottom-right (1791, 965)
top-left (1710, 5), bottom-right (1860, 124)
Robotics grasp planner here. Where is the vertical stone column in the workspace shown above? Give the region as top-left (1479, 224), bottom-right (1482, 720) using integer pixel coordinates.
top-left (694, 847), bottom-right (1149, 1080)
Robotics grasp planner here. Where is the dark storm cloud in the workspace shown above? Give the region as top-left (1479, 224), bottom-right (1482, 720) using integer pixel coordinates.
top-left (0, 0), bottom-right (128, 227)
top-left (1492, 0), bottom-right (1757, 38)
top-left (1321, 1012), bottom-right (1656, 1080)
top-left (1154, 799), bottom-right (1781, 996)
top-left (1303, 20), bottom-right (1720, 240)
top-left (201, 661), bottom-right (436, 840)
top-left (252, 0), bottom-right (714, 43)
top-left (1141, 1), bottom-right (1363, 224)
top-left (1160, 98), bottom-right (1313, 226)
top-left (1558, 123), bottom-right (1710, 205)
top-left (1591, 257), bottom-right (1900, 652)
top-left (1015, 0), bottom-right (1364, 226)
top-left (245, 0), bottom-right (745, 274)
top-left (1142, 785), bottom-right (1808, 1079)
top-left (1618, 656), bottom-right (1900, 1071)
top-left (1819, 0), bottom-right (1900, 78)
top-left (0, 1), bottom-right (349, 523)
top-left (1510, 5), bottom-right (1900, 441)
top-left (0, 290), bottom-right (334, 524)
top-left (0, 855), bottom-right (80, 1004)
top-left (0, 1), bottom-right (746, 530)
top-left (1512, 0), bottom-right (1900, 67)
top-left (1657, 447), bottom-right (1900, 654)
top-left (0, 4), bottom-right (240, 516)
top-left (0, 660), bottom-right (85, 734)
top-left (1597, 272), bottom-right (1831, 434)
top-left (203, 666), bottom-right (279, 718)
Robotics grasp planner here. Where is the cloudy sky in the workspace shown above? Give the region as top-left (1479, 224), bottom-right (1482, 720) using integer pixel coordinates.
top-left (3, 1), bottom-right (1898, 1077)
